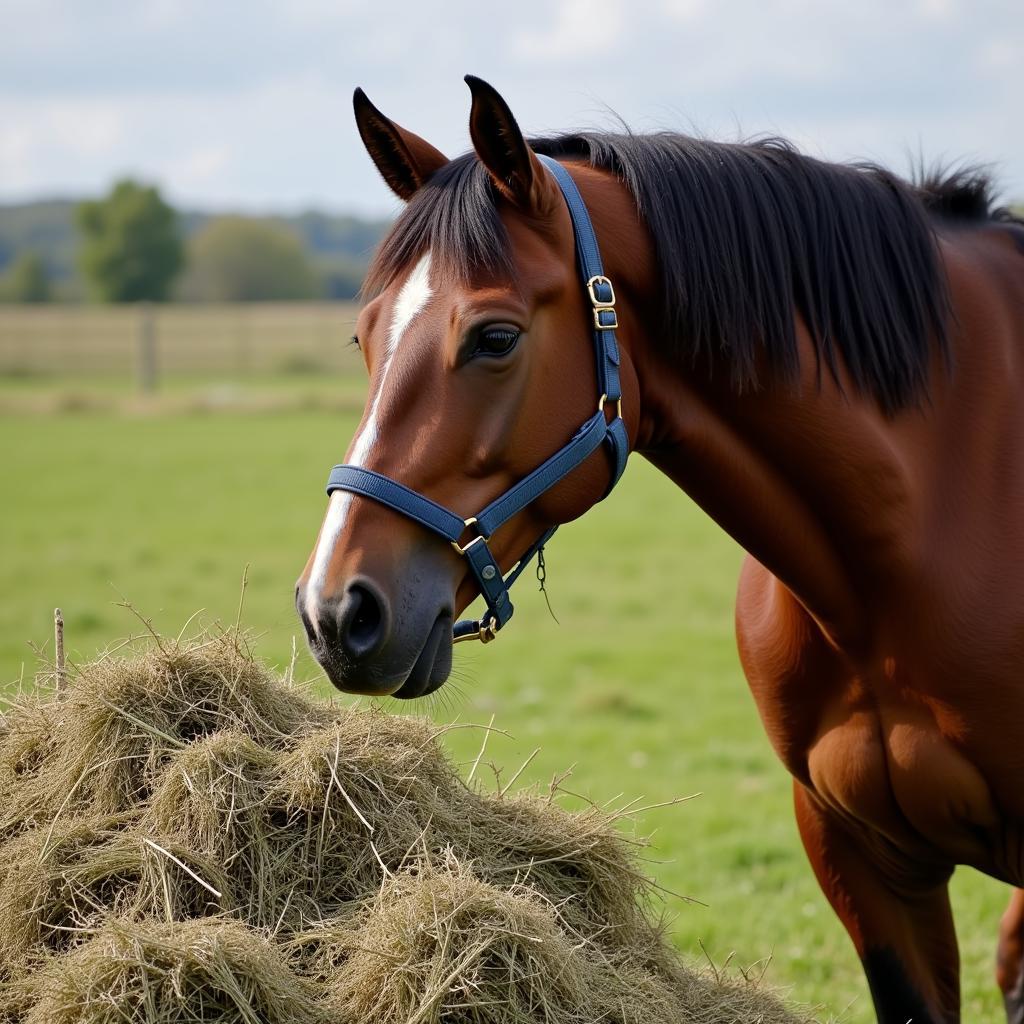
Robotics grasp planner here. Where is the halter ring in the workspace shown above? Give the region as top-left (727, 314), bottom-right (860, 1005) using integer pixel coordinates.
top-left (598, 394), bottom-right (622, 420)
top-left (451, 517), bottom-right (487, 556)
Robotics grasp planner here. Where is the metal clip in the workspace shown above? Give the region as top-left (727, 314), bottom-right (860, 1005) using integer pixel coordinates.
top-left (451, 517), bottom-right (487, 556)
top-left (598, 393), bottom-right (622, 420)
top-left (452, 618), bottom-right (499, 644)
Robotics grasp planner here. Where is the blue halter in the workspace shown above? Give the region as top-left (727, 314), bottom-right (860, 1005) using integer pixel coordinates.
top-left (325, 154), bottom-right (628, 643)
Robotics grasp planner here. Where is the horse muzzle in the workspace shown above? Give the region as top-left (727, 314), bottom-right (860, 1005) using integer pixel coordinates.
top-left (297, 574), bottom-right (453, 698)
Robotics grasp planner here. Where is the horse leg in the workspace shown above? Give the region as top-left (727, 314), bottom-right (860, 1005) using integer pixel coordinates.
top-left (997, 889), bottom-right (1024, 1022)
top-left (794, 780), bottom-right (959, 1023)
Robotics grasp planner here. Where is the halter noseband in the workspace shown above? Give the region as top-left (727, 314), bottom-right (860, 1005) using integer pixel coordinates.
top-left (325, 154), bottom-right (628, 644)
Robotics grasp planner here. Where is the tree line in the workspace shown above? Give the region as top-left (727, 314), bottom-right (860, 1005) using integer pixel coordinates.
top-left (0, 180), bottom-right (389, 304)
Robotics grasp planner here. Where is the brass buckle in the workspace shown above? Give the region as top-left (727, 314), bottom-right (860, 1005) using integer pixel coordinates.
top-left (585, 272), bottom-right (614, 331)
top-left (586, 275), bottom-right (616, 307)
top-left (453, 618), bottom-right (499, 644)
top-left (587, 275), bottom-right (617, 331)
top-left (451, 517), bottom-right (486, 556)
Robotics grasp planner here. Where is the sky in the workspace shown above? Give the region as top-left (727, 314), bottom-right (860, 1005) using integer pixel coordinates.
top-left (0, 0), bottom-right (1020, 217)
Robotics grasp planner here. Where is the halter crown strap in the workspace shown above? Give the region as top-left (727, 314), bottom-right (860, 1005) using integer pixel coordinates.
top-left (536, 155), bottom-right (622, 414)
top-left (325, 155), bottom-right (629, 643)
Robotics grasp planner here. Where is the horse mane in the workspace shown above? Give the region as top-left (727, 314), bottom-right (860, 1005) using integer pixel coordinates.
top-left (915, 164), bottom-right (998, 221)
top-left (366, 131), bottom-right (1003, 413)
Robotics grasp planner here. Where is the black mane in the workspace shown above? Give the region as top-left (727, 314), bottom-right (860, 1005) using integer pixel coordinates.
top-left (367, 131), bottom-right (1002, 413)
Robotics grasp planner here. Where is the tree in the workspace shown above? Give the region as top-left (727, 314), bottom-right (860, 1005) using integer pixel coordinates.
top-left (178, 217), bottom-right (318, 301)
top-left (319, 257), bottom-right (366, 300)
top-left (76, 180), bottom-right (183, 302)
top-left (1, 252), bottom-right (51, 302)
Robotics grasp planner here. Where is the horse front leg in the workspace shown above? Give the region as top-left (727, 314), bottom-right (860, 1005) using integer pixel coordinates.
top-left (997, 889), bottom-right (1024, 1023)
top-left (793, 780), bottom-right (959, 1023)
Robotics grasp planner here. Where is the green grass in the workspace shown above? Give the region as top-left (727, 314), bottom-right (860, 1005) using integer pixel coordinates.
top-left (0, 401), bottom-right (1012, 1022)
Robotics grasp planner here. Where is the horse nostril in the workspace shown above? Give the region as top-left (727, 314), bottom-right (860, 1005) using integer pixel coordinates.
top-left (337, 581), bottom-right (389, 660)
top-left (350, 588), bottom-right (380, 642)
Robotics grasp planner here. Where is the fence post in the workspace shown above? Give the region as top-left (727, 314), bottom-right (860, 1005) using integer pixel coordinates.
top-left (137, 302), bottom-right (158, 393)
top-left (235, 306), bottom-right (250, 376)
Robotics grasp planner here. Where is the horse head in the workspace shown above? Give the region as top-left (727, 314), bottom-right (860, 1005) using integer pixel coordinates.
top-left (296, 77), bottom-right (638, 698)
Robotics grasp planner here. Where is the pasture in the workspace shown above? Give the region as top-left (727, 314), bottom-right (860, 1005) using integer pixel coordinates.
top-left (0, 306), bottom-right (1013, 1021)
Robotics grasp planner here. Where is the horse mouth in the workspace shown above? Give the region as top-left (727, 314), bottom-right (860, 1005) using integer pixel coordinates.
top-left (303, 606), bottom-right (453, 700)
top-left (392, 612), bottom-right (452, 700)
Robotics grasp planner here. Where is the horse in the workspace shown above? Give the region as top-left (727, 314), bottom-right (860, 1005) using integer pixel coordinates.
top-left (295, 76), bottom-right (1024, 1023)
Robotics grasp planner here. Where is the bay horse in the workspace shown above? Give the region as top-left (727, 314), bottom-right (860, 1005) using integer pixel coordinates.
top-left (296, 76), bottom-right (1024, 1023)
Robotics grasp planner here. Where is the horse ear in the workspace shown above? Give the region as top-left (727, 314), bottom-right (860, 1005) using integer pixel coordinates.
top-left (465, 75), bottom-right (557, 213)
top-left (353, 88), bottom-right (448, 202)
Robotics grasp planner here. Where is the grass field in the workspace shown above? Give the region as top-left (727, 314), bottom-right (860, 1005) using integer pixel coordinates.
top-left (0, 353), bottom-right (1015, 1022)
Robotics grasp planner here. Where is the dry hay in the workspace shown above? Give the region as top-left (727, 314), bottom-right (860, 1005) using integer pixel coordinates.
top-left (0, 629), bottom-right (819, 1023)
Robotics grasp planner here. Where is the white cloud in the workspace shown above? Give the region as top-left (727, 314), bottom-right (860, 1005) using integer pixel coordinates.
top-left (915, 0), bottom-right (959, 22)
top-left (511, 0), bottom-right (627, 61)
top-left (974, 34), bottom-right (1022, 74)
top-left (0, 98), bottom-right (126, 191)
top-left (281, 0), bottom-right (363, 25)
top-left (661, 0), bottom-right (708, 23)
top-left (0, 0), bottom-right (1020, 210)
top-left (166, 144), bottom-right (233, 190)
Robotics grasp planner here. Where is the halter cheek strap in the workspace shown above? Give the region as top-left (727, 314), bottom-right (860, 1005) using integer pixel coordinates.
top-left (325, 153), bottom-right (628, 644)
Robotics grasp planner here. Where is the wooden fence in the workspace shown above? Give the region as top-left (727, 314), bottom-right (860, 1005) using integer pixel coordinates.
top-left (0, 303), bottom-right (360, 389)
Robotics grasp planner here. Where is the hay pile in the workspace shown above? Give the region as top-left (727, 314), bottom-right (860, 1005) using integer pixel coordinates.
top-left (0, 630), bottom-right (815, 1023)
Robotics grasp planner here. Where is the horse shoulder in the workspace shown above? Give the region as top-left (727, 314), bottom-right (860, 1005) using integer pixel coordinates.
top-left (735, 556), bottom-right (1004, 866)
top-left (734, 555), bottom-right (851, 784)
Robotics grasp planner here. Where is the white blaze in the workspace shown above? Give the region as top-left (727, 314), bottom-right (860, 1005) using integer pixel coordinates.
top-left (305, 251), bottom-right (434, 628)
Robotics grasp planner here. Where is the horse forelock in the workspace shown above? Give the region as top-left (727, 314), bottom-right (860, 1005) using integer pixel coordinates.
top-left (364, 156), bottom-right (512, 299)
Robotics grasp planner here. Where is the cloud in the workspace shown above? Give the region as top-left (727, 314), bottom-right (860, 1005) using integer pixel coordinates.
top-left (0, 0), bottom-right (1019, 211)
top-left (166, 144), bottom-right (233, 191)
top-left (915, 0), bottom-right (959, 21)
top-left (0, 74), bottom-right (360, 211)
top-left (511, 0), bottom-right (627, 61)
top-left (0, 98), bottom-right (126, 192)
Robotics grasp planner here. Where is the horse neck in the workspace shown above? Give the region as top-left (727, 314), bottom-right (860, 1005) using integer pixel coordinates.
top-left (581, 165), bottom-right (924, 650)
top-left (643, 342), bottom-right (925, 649)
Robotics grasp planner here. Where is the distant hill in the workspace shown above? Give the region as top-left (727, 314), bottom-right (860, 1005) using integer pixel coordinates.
top-left (0, 200), bottom-right (81, 288)
top-left (0, 199), bottom-right (391, 300)
top-left (12, 195), bottom-right (1016, 302)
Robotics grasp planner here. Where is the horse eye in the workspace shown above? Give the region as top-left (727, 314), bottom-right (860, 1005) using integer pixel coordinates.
top-left (474, 326), bottom-right (521, 357)
top-left (349, 335), bottom-right (361, 350)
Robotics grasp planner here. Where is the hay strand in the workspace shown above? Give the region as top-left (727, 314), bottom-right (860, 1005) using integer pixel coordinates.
top-left (142, 838), bottom-right (223, 900)
top-left (53, 608), bottom-right (65, 696)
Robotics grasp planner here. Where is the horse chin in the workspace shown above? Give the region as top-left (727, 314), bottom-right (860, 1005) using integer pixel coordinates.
top-left (392, 612), bottom-right (453, 700)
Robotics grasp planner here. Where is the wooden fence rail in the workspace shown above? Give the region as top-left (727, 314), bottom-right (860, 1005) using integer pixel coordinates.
top-left (0, 303), bottom-right (360, 385)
